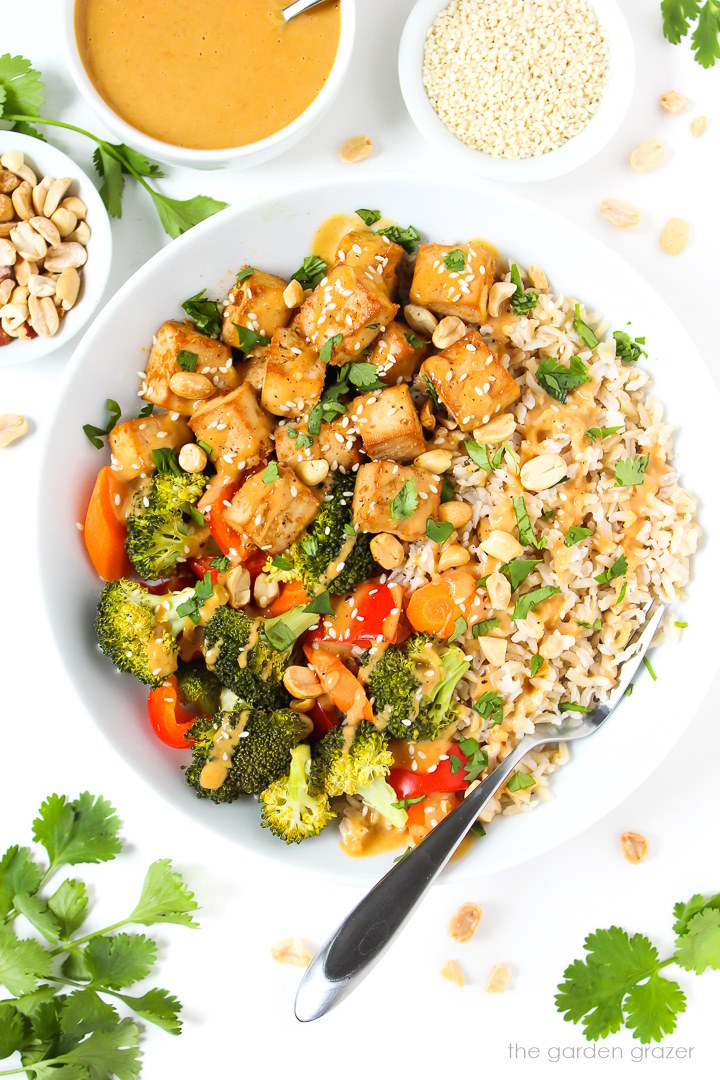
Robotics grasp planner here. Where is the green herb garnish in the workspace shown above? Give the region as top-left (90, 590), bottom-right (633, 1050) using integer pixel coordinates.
top-left (530, 654), bottom-right (545, 677)
top-left (578, 618), bottom-right (602, 630)
top-left (176, 349), bottom-right (198, 372)
top-left (196, 439), bottom-right (213, 455)
top-left (305, 591), bottom-right (334, 616)
top-left (83, 398), bottom-right (121, 449)
top-left (473, 691), bottom-right (504, 727)
top-left (573, 303), bottom-right (600, 348)
top-left (235, 266), bottom-right (254, 283)
top-left (644, 656), bottom-right (658, 681)
top-left (272, 555), bottom-right (293, 571)
top-left (291, 255), bottom-right (328, 290)
top-left (356, 208), bottom-right (381, 226)
top-left (319, 333), bottom-right (344, 363)
top-left (615, 455), bottom-right (649, 487)
top-left (499, 558), bottom-right (541, 592)
top-left (423, 373), bottom-right (440, 406)
top-left (261, 461), bottom-right (280, 485)
top-left (536, 356), bottom-right (591, 404)
top-left (594, 554), bottom-right (628, 584)
top-left (376, 222), bottom-right (421, 254)
top-left (586, 426), bottom-right (623, 441)
top-left (472, 618), bottom-right (500, 638)
top-left (509, 263), bottom-right (538, 315)
top-left (234, 324), bottom-right (270, 354)
top-left (347, 361), bottom-right (384, 389)
top-left (458, 737), bottom-right (489, 781)
top-left (210, 555), bottom-right (230, 571)
top-left (507, 772), bottom-right (535, 792)
top-left (613, 330), bottom-right (648, 363)
top-left (559, 701), bottom-right (589, 713)
top-left (512, 585), bottom-right (561, 621)
top-left (391, 795), bottom-right (426, 810)
top-left (151, 447), bottom-right (183, 476)
top-left (440, 478), bottom-right (454, 503)
top-left (444, 248), bottom-right (467, 272)
top-left (662, 0), bottom-right (720, 67)
top-left (513, 496), bottom-right (546, 550)
top-left (390, 478), bottom-right (418, 521)
top-left (426, 518), bottom-right (454, 545)
top-left (176, 572), bottom-right (213, 625)
top-left (564, 526), bottom-right (593, 547)
top-left (407, 332), bottom-right (429, 349)
top-left (464, 438), bottom-right (493, 473)
top-left (449, 616), bottom-right (468, 643)
top-left (617, 581), bottom-right (628, 605)
top-left (181, 290), bottom-right (223, 337)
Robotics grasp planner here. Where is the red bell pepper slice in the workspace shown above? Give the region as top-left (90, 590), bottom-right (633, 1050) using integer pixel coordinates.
top-left (147, 676), bottom-right (196, 749)
top-left (309, 699), bottom-right (341, 742)
top-left (388, 743), bottom-right (470, 799)
top-left (304, 581), bottom-right (406, 649)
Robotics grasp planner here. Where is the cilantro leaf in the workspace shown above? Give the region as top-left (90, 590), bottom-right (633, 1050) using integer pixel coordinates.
top-left (673, 892), bottom-right (720, 938)
top-left (59, 988), bottom-right (119, 1043)
top-left (507, 771), bottom-right (535, 792)
top-left (473, 691), bottom-right (504, 726)
top-left (509, 263), bottom-right (537, 315)
top-left (390, 478), bottom-right (418, 521)
top-left (578, 617), bottom-right (602, 631)
top-left (498, 558), bottom-right (540, 592)
top-left (234, 323), bottom-right (269, 354)
top-left (52, 1017), bottom-right (142, 1080)
top-left (175, 349), bottom-right (197, 372)
top-left (444, 248), bottom-right (467, 272)
top-left (347, 361), bottom-right (384, 389)
top-left (235, 266), bottom-right (254, 283)
top-left (586, 426), bottom-right (623, 441)
top-left (457, 737), bottom-right (488, 781)
top-left (464, 438), bottom-right (493, 473)
top-left (613, 330), bottom-right (647, 363)
top-left (530, 654), bottom-right (544, 677)
top-left (175, 572), bottom-right (213, 625)
top-left (356, 208), bottom-right (381, 225)
top-left (615, 455), bottom-right (649, 487)
top-left (692, 1), bottom-right (720, 66)
top-left (128, 859), bottom-right (199, 928)
top-left (319, 333), bottom-right (343, 363)
top-left (472, 618), bottom-right (500, 638)
top-left (32, 794), bottom-right (121, 873)
top-left (559, 702), bottom-right (589, 713)
top-left (624, 973), bottom-right (686, 1043)
top-left (48, 879), bottom-right (89, 939)
top-left (376, 222), bottom-right (420, 253)
top-left (661, 0), bottom-right (701, 44)
top-left (113, 987), bottom-right (183, 1035)
top-left (210, 555), bottom-right (230, 572)
top-left (291, 255), bottom-right (328, 290)
top-left (513, 496), bottom-right (546, 549)
top-left (573, 303), bottom-right (600, 348)
top-left (92, 144), bottom-right (125, 219)
top-left (0, 845), bottom-right (41, 919)
top-left (513, 585), bottom-right (561, 621)
top-left (0, 1001), bottom-right (27, 1059)
top-left (13, 893), bottom-right (61, 944)
top-left (423, 373), bottom-right (440, 406)
top-left (83, 399), bottom-right (122, 450)
top-left (149, 190), bottom-right (227, 240)
top-left (564, 525), bottom-right (593, 547)
top-left (181, 290), bottom-right (222, 337)
top-left (426, 518), bottom-right (454, 544)
top-left (304, 591), bottom-right (334, 616)
top-left (674, 909), bottom-right (720, 974)
top-left (594, 555), bottom-right (628, 585)
top-left (449, 616), bottom-right (468, 643)
top-left (261, 461), bottom-right (279, 484)
top-left (536, 356), bottom-right (591, 404)
top-left (407, 332), bottom-right (429, 349)
top-left (84, 934), bottom-right (156, 989)
top-left (0, 926), bottom-right (51, 996)
top-left (0, 53), bottom-right (45, 116)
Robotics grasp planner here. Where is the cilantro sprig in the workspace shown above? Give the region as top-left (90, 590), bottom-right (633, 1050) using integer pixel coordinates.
top-left (661, 0), bottom-right (720, 67)
top-left (557, 892), bottom-right (720, 1043)
top-left (83, 399), bottom-right (121, 450)
top-left (509, 264), bottom-right (537, 315)
top-left (390, 478), bottom-right (418, 521)
top-left (0, 55), bottom-right (226, 238)
top-left (0, 793), bottom-right (198, 1078)
top-left (535, 356), bottom-right (591, 404)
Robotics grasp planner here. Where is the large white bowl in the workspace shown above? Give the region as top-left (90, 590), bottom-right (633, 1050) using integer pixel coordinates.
top-left (61, 0), bottom-right (356, 169)
top-left (398, 0), bottom-right (635, 183)
top-left (38, 174), bottom-right (718, 884)
top-left (0, 131), bottom-right (112, 365)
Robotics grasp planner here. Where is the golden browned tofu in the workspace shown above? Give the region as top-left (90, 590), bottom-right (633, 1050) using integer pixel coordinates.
top-left (141, 321), bottom-right (237, 415)
top-left (274, 416), bottom-right (362, 474)
top-left (293, 265), bottom-right (398, 365)
top-left (235, 352), bottom-right (267, 393)
top-left (335, 228), bottom-right (404, 296)
top-left (421, 330), bottom-right (520, 431)
top-left (188, 384), bottom-right (274, 479)
top-left (350, 384), bottom-right (426, 463)
top-left (223, 466), bottom-right (320, 554)
top-left (352, 462), bottom-right (441, 542)
top-left (261, 327), bottom-right (325, 418)
top-left (109, 415), bottom-right (193, 481)
top-left (365, 319), bottom-right (430, 385)
top-left (409, 242), bottom-right (495, 324)
top-left (221, 267), bottom-right (290, 348)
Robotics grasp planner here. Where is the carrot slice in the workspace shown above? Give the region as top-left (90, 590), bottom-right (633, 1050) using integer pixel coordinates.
top-left (303, 645), bottom-right (374, 723)
top-left (268, 580), bottom-right (310, 618)
top-left (406, 580), bottom-right (458, 638)
top-left (83, 466), bottom-right (132, 582)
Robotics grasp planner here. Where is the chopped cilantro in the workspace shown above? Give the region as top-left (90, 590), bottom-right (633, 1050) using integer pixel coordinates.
top-left (564, 525), bottom-right (593, 547)
top-left (426, 518), bottom-right (454, 545)
top-left (406, 331), bottom-right (429, 349)
top-left (355, 208), bottom-right (381, 226)
top-left (573, 303), bottom-right (600, 348)
top-left (444, 248), bottom-right (467, 272)
top-left (472, 618), bottom-right (500, 638)
top-left (613, 330), bottom-right (647, 363)
top-left (509, 263), bottom-right (538, 315)
top-left (449, 616), bottom-right (468, 642)
top-left (465, 438), bottom-right (493, 473)
top-left (176, 349), bottom-right (197, 372)
top-left (390, 478), bottom-right (418, 521)
top-left (513, 496), bottom-right (546, 550)
top-left (83, 398), bottom-right (122, 449)
top-left (473, 691), bottom-right (504, 726)
top-left (536, 356), bottom-right (591, 404)
top-left (181, 290), bottom-right (222, 337)
top-left (512, 585), bottom-right (561, 621)
top-left (261, 461), bottom-right (280, 485)
top-left (376, 222), bottom-right (420, 253)
top-left (594, 555), bottom-right (628, 584)
top-left (291, 255), bottom-right (328, 290)
top-left (586, 425), bottom-right (623, 441)
top-left (615, 455), bottom-right (649, 487)
top-left (507, 771), bottom-right (535, 792)
top-left (530, 654), bottom-right (545, 677)
top-left (559, 701), bottom-right (589, 713)
top-left (234, 324), bottom-right (269, 354)
top-left (319, 333), bottom-right (344, 363)
top-left (305, 591), bottom-right (334, 616)
top-left (235, 266), bottom-right (254, 283)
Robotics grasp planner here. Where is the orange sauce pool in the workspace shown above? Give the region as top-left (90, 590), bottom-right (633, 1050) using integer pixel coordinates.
top-left (75, 0), bottom-right (341, 150)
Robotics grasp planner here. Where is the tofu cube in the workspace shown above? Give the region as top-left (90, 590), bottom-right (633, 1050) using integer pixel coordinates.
top-left (221, 267), bottom-right (291, 348)
top-left (352, 462), bottom-right (441, 542)
top-left (365, 319), bottom-right (430, 385)
top-left (223, 466), bottom-right (320, 554)
top-left (350, 383), bottom-right (426, 463)
top-left (261, 327), bottom-right (325, 418)
top-left (293, 265), bottom-right (399, 365)
top-left (421, 329), bottom-right (520, 431)
top-left (409, 242), bottom-right (495, 324)
top-left (335, 228), bottom-right (404, 296)
top-left (274, 416), bottom-right (362, 474)
top-left (141, 321), bottom-right (237, 415)
top-left (108, 415), bottom-right (193, 481)
top-left (188, 383), bottom-right (274, 479)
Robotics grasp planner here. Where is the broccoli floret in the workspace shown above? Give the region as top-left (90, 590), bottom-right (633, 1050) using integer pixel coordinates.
top-left (202, 603), bottom-right (320, 709)
top-left (260, 744), bottom-right (335, 843)
top-left (96, 578), bottom-right (196, 687)
top-left (364, 633), bottom-right (471, 741)
top-left (185, 706), bottom-right (306, 801)
top-left (311, 721), bottom-right (407, 828)
top-left (175, 660), bottom-right (221, 717)
top-left (266, 473), bottom-right (377, 595)
top-left (125, 470), bottom-right (207, 580)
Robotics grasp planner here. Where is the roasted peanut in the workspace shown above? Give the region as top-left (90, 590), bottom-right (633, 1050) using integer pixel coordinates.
top-left (370, 532), bottom-right (404, 570)
top-left (168, 371), bottom-right (215, 400)
top-left (438, 500), bottom-right (472, 529)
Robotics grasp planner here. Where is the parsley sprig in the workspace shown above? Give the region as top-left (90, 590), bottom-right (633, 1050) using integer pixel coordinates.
top-left (0, 793), bottom-right (197, 1078)
top-left (0, 55), bottom-right (226, 238)
top-left (661, 0), bottom-right (720, 67)
top-left (556, 892), bottom-right (720, 1043)
top-left (509, 264), bottom-right (537, 315)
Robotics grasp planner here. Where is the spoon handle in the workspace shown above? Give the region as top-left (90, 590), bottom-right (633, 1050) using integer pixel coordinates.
top-left (281, 0), bottom-right (328, 21)
top-left (294, 735), bottom-right (537, 1021)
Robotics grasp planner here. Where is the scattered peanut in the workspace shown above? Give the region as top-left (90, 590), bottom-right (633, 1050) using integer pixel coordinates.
top-left (414, 448), bottom-right (453, 474)
top-left (61, 195), bottom-right (88, 220)
top-left (0, 195), bottom-right (13, 224)
top-left (224, 565), bottom-right (251, 609)
top-left (659, 217), bottom-right (690, 255)
top-left (283, 665), bottom-right (323, 700)
top-left (29, 216), bottom-right (61, 247)
top-left (339, 134), bottom-right (373, 163)
top-left (43, 177), bottom-right (72, 218)
top-left (28, 294), bottom-right (59, 338)
top-left (271, 938), bottom-right (313, 968)
top-left (437, 543), bottom-right (470, 571)
top-left (473, 412), bottom-right (516, 444)
top-left (69, 220), bottom-right (92, 247)
top-left (520, 452), bottom-right (567, 492)
top-left (690, 115), bottom-right (707, 137)
top-left (419, 398), bottom-right (436, 432)
top-left (11, 181), bottom-right (33, 221)
top-left (32, 178), bottom-right (52, 216)
top-left (283, 278), bottom-right (304, 309)
top-left (479, 636), bottom-right (507, 666)
top-left (177, 442), bottom-right (208, 473)
top-left (480, 529), bottom-right (524, 562)
top-left (486, 570), bottom-right (511, 611)
top-left (44, 241), bottom-right (87, 272)
top-left (27, 274), bottom-right (56, 298)
top-left (448, 902), bottom-right (482, 943)
top-left (294, 458), bottom-right (329, 486)
top-left (438, 499), bottom-right (473, 529)
top-left (440, 960), bottom-right (465, 986)
top-left (527, 264), bottom-right (548, 290)
top-left (660, 90), bottom-right (688, 114)
top-left (370, 532), bottom-right (404, 570)
top-left (621, 831), bottom-right (648, 864)
top-left (488, 280), bottom-right (517, 318)
top-left (598, 198), bottom-right (640, 229)
top-left (253, 574), bottom-right (279, 609)
top-left (404, 303), bottom-right (438, 337)
top-left (0, 239), bottom-right (16, 267)
top-left (0, 413), bottom-right (29, 448)
top-left (432, 315), bottom-right (466, 350)
top-left (55, 267), bottom-right (81, 311)
top-left (485, 963), bottom-right (510, 994)
top-left (51, 208), bottom-right (78, 239)
top-left (169, 371), bottom-right (215, 400)
top-left (629, 139), bottom-right (665, 173)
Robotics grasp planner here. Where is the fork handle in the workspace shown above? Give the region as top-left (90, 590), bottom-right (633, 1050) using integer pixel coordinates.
top-left (294, 734), bottom-right (538, 1021)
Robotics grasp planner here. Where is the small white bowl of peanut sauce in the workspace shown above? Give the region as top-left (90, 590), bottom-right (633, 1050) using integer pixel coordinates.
top-left (62, 0), bottom-right (355, 169)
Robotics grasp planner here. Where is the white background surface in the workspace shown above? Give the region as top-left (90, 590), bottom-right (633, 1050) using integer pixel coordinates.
top-left (2, 1), bottom-right (720, 1076)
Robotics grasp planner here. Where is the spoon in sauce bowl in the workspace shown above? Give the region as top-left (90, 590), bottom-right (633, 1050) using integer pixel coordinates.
top-left (282, 0), bottom-right (332, 20)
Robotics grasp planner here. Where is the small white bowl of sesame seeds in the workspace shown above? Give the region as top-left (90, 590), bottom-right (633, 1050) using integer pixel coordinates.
top-left (398, 0), bottom-right (635, 183)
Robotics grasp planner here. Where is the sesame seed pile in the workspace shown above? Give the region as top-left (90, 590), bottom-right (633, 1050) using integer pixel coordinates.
top-left (422, 0), bottom-right (609, 159)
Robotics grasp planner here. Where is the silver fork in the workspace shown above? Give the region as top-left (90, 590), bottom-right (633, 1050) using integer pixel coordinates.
top-left (281, 0), bottom-right (330, 22)
top-left (295, 601), bottom-right (665, 1022)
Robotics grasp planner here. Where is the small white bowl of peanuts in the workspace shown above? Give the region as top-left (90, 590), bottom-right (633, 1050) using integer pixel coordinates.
top-left (0, 132), bottom-right (112, 364)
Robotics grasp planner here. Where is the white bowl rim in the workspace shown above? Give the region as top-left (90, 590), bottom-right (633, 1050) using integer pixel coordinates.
top-left (398, 0), bottom-right (636, 183)
top-left (0, 130), bottom-right (112, 366)
top-left (37, 170), bottom-right (719, 884)
top-left (61, 0), bottom-right (356, 166)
